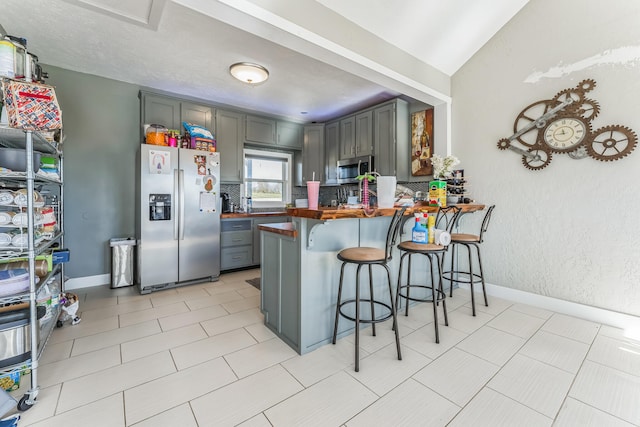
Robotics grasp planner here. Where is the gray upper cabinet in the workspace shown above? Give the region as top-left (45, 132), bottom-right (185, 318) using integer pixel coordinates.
top-left (142, 93), bottom-right (181, 131)
top-left (324, 121), bottom-right (339, 185)
top-left (182, 102), bottom-right (214, 132)
top-left (246, 115), bottom-right (302, 150)
top-left (277, 121), bottom-right (303, 149)
top-left (339, 115), bottom-right (355, 159)
top-left (374, 99), bottom-right (410, 180)
top-left (216, 109), bottom-right (244, 183)
top-left (354, 110), bottom-right (373, 157)
top-left (245, 115), bottom-right (277, 145)
top-left (339, 110), bottom-right (372, 159)
top-left (141, 92), bottom-right (214, 139)
top-left (302, 124), bottom-right (325, 183)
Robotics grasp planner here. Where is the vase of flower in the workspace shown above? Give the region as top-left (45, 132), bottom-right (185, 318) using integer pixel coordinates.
top-left (430, 154), bottom-right (460, 180)
top-left (356, 171), bottom-right (377, 207)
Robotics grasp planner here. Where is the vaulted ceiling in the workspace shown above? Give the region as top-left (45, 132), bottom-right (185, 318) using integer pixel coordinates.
top-left (1, 0), bottom-right (529, 122)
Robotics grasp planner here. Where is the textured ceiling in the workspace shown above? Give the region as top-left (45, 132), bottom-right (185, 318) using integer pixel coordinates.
top-left (0, 0), bottom-right (528, 122)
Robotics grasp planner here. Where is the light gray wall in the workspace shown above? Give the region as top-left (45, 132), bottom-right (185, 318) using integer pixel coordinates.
top-left (46, 66), bottom-right (140, 279)
top-left (452, 0), bottom-right (640, 315)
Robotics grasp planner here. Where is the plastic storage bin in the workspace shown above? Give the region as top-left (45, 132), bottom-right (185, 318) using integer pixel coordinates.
top-left (110, 238), bottom-right (136, 288)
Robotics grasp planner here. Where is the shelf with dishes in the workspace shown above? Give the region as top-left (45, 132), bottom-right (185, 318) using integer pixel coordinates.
top-left (0, 126), bottom-right (60, 155)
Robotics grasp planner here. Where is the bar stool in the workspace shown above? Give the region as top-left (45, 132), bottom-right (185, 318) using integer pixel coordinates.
top-left (332, 207), bottom-right (406, 372)
top-left (446, 205), bottom-right (495, 316)
top-left (396, 206), bottom-right (461, 343)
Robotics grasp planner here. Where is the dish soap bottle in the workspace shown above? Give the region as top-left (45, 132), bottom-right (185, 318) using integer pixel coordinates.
top-left (412, 217), bottom-right (427, 244)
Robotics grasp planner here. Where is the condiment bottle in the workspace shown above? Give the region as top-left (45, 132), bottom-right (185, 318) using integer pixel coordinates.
top-left (427, 215), bottom-right (436, 244)
top-left (412, 217), bottom-right (427, 244)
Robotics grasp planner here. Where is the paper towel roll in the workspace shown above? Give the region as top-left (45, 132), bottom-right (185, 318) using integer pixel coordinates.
top-left (0, 232), bottom-right (11, 246)
top-left (0, 211), bottom-right (14, 225)
top-left (0, 260), bottom-right (49, 277)
top-left (434, 229), bottom-right (451, 246)
top-left (0, 191), bottom-right (14, 205)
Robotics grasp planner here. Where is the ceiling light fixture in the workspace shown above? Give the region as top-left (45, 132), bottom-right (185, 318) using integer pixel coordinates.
top-left (229, 62), bottom-right (269, 84)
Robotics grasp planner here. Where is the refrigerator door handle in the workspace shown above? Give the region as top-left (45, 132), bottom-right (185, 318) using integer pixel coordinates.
top-left (179, 169), bottom-right (185, 240)
top-left (173, 169), bottom-right (179, 240)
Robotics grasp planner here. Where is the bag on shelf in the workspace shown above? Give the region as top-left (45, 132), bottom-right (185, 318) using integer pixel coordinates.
top-left (1, 78), bottom-right (62, 131)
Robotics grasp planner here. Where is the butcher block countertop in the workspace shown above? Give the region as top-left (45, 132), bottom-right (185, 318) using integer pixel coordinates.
top-left (257, 222), bottom-right (298, 238)
top-left (285, 203), bottom-right (486, 220)
top-left (221, 211), bottom-right (289, 219)
top-left (258, 203), bottom-right (486, 239)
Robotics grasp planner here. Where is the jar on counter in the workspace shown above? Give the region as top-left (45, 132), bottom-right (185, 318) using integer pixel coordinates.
top-left (145, 124), bottom-right (168, 146)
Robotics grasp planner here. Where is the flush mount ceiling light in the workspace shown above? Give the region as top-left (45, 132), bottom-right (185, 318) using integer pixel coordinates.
top-left (229, 62), bottom-right (269, 84)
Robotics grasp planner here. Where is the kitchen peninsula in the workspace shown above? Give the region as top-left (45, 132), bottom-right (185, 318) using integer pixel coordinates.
top-left (258, 204), bottom-right (484, 354)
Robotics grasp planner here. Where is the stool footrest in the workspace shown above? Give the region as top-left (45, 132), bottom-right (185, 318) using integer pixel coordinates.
top-left (337, 299), bottom-right (394, 324)
top-left (443, 271), bottom-right (483, 284)
top-left (397, 284), bottom-right (447, 304)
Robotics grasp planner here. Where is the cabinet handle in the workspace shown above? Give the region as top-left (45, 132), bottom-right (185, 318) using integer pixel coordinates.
top-left (232, 256), bottom-right (242, 260)
top-left (232, 238), bottom-right (243, 242)
top-left (232, 225), bottom-right (243, 229)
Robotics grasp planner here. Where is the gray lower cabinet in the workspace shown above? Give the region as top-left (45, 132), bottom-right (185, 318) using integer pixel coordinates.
top-left (252, 216), bottom-right (289, 264)
top-left (221, 219), bottom-right (253, 270)
top-left (261, 229), bottom-right (299, 348)
top-left (222, 216), bottom-right (289, 270)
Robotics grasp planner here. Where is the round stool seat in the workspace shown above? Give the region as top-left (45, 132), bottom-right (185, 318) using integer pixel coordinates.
top-left (398, 241), bottom-right (446, 252)
top-left (450, 233), bottom-right (480, 243)
top-left (332, 208), bottom-right (406, 372)
top-left (338, 247), bottom-right (386, 263)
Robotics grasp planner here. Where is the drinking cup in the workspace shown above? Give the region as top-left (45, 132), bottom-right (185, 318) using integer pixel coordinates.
top-left (307, 181), bottom-right (320, 210)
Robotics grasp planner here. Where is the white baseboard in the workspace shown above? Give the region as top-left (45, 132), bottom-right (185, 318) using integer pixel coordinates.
top-left (461, 281), bottom-right (640, 336)
top-left (65, 274), bottom-right (110, 290)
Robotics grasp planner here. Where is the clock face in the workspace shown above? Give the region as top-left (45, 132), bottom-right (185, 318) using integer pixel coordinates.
top-left (543, 118), bottom-right (587, 151)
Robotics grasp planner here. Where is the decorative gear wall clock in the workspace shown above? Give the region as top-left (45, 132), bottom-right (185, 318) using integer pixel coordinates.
top-left (497, 79), bottom-right (637, 170)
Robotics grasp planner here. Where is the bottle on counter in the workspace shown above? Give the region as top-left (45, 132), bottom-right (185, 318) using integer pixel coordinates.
top-left (427, 215), bottom-right (436, 244)
top-left (412, 217), bottom-right (427, 244)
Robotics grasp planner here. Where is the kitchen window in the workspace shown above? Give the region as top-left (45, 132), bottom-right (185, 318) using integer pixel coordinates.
top-left (243, 148), bottom-right (292, 208)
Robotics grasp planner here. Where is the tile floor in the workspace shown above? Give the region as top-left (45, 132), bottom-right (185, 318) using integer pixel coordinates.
top-left (8, 267), bottom-right (640, 426)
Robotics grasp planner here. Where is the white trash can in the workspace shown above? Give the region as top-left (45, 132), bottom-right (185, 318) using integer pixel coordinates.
top-left (110, 238), bottom-right (136, 288)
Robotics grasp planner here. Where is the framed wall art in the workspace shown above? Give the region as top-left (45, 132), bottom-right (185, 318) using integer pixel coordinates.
top-left (411, 109), bottom-right (434, 176)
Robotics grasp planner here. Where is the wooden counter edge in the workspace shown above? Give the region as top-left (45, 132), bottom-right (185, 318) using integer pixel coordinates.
top-left (286, 203), bottom-right (486, 220)
top-left (258, 222), bottom-right (298, 238)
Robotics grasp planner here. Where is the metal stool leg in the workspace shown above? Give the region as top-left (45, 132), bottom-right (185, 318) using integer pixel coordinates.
top-left (383, 264), bottom-right (402, 361)
top-left (437, 252), bottom-right (448, 326)
top-left (368, 264), bottom-right (376, 336)
top-left (475, 244), bottom-right (489, 307)
top-left (404, 254), bottom-right (413, 316)
top-left (355, 264), bottom-right (362, 372)
top-left (449, 244), bottom-right (457, 297)
top-left (429, 253), bottom-right (439, 343)
top-left (466, 243), bottom-right (477, 316)
top-left (332, 262), bottom-right (346, 344)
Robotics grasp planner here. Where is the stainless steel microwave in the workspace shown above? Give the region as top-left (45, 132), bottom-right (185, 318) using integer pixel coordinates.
top-left (337, 156), bottom-right (374, 184)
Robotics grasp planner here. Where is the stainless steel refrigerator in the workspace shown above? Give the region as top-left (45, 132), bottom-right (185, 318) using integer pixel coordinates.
top-left (136, 144), bottom-right (221, 294)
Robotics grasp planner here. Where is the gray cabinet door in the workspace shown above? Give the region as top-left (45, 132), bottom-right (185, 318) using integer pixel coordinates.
top-left (355, 110), bottom-right (373, 156)
top-left (339, 115), bottom-right (355, 159)
top-left (252, 216), bottom-right (288, 264)
top-left (277, 121), bottom-right (303, 149)
top-left (182, 102), bottom-right (214, 133)
top-left (302, 124), bottom-right (325, 183)
top-left (142, 94), bottom-right (181, 131)
top-left (216, 109), bottom-right (244, 183)
top-left (324, 121), bottom-right (339, 185)
top-left (246, 115), bottom-right (276, 145)
top-left (374, 102), bottom-right (395, 176)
